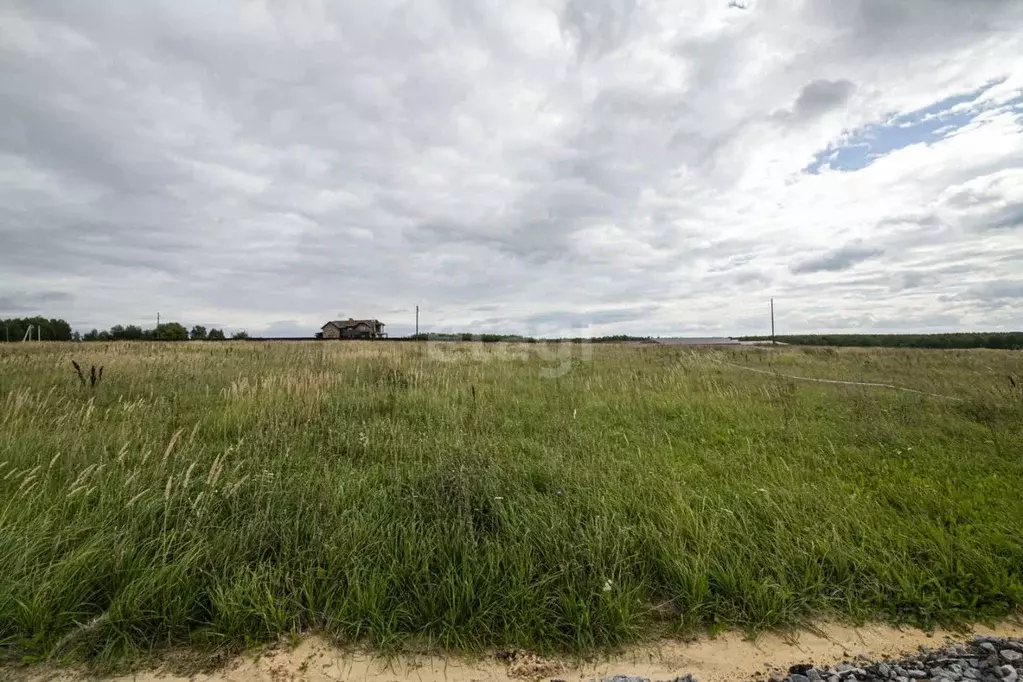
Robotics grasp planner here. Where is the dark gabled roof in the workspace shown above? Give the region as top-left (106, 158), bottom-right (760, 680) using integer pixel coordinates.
top-left (322, 319), bottom-right (383, 330)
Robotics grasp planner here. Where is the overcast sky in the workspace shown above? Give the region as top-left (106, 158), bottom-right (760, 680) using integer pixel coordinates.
top-left (2, 0), bottom-right (1022, 338)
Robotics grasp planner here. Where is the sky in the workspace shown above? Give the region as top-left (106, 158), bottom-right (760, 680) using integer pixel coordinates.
top-left (1, 0), bottom-right (1022, 339)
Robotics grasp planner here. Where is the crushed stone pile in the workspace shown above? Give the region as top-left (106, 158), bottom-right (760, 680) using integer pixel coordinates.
top-left (575, 636), bottom-right (1023, 682)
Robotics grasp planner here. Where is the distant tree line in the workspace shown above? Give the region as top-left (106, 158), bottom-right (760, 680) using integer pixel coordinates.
top-left (82, 323), bottom-right (248, 341)
top-left (739, 332), bottom-right (1023, 350)
top-left (1, 317), bottom-right (74, 342)
top-left (0, 316), bottom-right (248, 342)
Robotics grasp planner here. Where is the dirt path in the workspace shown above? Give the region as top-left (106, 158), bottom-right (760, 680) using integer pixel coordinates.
top-left (20, 621), bottom-right (1023, 682)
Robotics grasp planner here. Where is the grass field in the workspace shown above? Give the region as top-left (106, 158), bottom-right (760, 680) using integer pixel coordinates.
top-left (1, 341), bottom-right (1022, 667)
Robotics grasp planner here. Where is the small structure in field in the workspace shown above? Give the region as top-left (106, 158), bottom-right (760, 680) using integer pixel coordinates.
top-left (321, 318), bottom-right (386, 340)
top-left (656, 337), bottom-right (742, 346)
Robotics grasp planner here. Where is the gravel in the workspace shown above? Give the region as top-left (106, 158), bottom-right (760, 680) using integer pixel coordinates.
top-left (586, 637), bottom-right (1023, 682)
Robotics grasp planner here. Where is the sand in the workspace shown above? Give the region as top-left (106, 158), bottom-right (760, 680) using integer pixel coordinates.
top-left (18, 621), bottom-right (1023, 682)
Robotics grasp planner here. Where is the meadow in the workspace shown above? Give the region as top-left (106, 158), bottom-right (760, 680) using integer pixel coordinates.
top-left (1, 340), bottom-right (1022, 667)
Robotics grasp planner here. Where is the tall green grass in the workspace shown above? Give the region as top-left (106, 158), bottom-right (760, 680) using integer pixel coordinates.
top-left (1, 341), bottom-right (1021, 666)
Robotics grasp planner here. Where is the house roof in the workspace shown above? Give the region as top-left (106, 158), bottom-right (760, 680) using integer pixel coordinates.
top-left (322, 319), bottom-right (383, 330)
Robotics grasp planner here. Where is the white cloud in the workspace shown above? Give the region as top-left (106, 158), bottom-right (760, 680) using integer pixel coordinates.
top-left (1, 0), bottom-right (1022, 337)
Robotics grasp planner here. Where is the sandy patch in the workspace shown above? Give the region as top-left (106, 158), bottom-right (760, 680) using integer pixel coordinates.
top-left (16, 621), bottom-right (1023, 682)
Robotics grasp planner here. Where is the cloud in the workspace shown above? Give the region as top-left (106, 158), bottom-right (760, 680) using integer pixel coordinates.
top-left (957, 279), bottom-right (1023, 302)
top-left (791, 242), bottom-right (885, 275)
top-left (1, 0), bottom-right (1022, 337)
top-left (791, 79), bottom-right (857, 120)
top-left (519, 305), bottom-right (660, 331)
top-left (0, 291), bottom-right (74, 315)
top-left (895, 271), bottom-right (932, 291)
top-left (559, 0), bottom-right (636, 61)
top-left (985, 202), bottom-right (1023, 231)
top-left (246, 320), bottom-right (315, 338)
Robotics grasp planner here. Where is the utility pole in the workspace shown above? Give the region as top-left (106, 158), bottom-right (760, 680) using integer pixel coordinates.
top-left (415, 305), bottom-right (419, 338)
top-left (157, 312), bottom-right (160, 340)
top-left (770, 298), bottom-right (776, 346)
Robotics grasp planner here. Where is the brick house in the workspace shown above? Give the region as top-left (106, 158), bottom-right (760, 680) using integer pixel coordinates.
top-left (321, 319), bottom-right (386, 339)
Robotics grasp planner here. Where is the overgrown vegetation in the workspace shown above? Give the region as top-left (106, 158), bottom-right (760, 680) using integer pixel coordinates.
top-left (1, 342), bottom-right (1021, 668)
top-left (741, 332), bottom-right (1023, 349)
top-left (0, 317), bottom-right (73, 342)
top-left (82, 322), bottom-right (232, 341)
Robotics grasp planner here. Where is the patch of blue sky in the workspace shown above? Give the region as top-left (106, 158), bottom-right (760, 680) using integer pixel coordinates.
top-left (806, 78), bottom-right (1021, 174)
top-left (1012, 94), bottom-right (1023, 122)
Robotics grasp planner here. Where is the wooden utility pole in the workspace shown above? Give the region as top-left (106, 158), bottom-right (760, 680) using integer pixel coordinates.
top-left (770, 298), bottom-right (776, 346)
top-left (415, 305), bottom-right (419, 338)
top-left (157, 312), bottom-right (160, 340)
